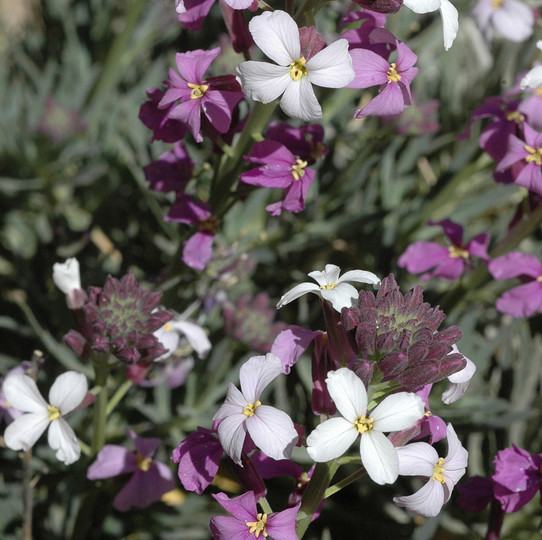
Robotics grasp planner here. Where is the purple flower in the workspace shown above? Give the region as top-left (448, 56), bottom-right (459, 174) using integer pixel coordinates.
top-left (492, 445), bottom-right (542, 512)
top-left (349, 40), bottom-right (419, 118)
top-left (87, 430), bottom-right (176, 511)
top-left (240, 140), bottom-right (317, 216)
top-left (270, 325), bottom-right (319, 374)
top-left (456, 475), bottom-right (495, 513)
top-left (166, 195), bottom-right (218, 270)
top-left (159, 47), bottom-right (243, 143)
top-left (143, 142), bottom-right (193, 193)
top-left (488, 251), bottom-right (542, 317)
top-left (210, 491), bottom-right (299, 540)
top-left (398, 219), bottom-right (490, 280)
top-left (213, 354), bottom-right (298, 465)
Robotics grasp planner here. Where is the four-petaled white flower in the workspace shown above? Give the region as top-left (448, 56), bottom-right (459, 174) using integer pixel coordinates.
top-left (277, 264), bottom-right (381, 312)
top-left (403, 0), bottom-right (459, 51)
top-left (3, 371), bottom-right (88, 465)
top-left (213, 354), bottom-right (298, 465)
top-left (306, 368), bottom-right (425, 485)
top-left (236, 10), bottom-right (355, 122)
top-left (393, 423), bottom-right (468, 516)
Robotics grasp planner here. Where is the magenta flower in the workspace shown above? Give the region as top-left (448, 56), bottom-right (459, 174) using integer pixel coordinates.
top-left (87, 430), bottom-right (176, 511)
top-left (143, 142), bottom-right (193, 193)
top-left (159, 47), bottom-right (243, 143)
top-left (264, 122), bottom-right (328, 164)
top-left (398, 219), bottom-right (490, 280)
top-left (240, 140), bottom-right (317, 216)
top-left (213, 354), bottom-right (298, 465)
top-left (270, 325), bottom-right (318, 374)
top-left (492, 445), bottom-right (542, 512)
top-left (349, 40), bottom-right (419, 118)
top-left (166, 194), bottom-right (218, 270)
top-left (488, 251), bottom-right (542, 317)
top-left (210, 491), bottom-right (299, 540)
top-left (496, 122), bottom-right (542, 195)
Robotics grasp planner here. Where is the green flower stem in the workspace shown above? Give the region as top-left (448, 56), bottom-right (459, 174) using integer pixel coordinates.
top-left (106, 379), bottom-right (133, 416)
top-left (258, 497), bottom-right (273, 514)
top-left (296, 460), bottom-right (339, 538)
top-left (324, 467), bottom-right (366, 498)
top-left (91, 353), bottom-right (110, 455)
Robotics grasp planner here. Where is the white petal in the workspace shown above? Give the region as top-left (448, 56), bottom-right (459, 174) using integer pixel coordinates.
top-left (396, 442), bottom-right (438, 476)
top-left (172, 320), bottom-right (211, 358)
top-left (393, 478), bottom-right (445, 517)
top-left (320, 282), bottom-right (358, 311)
top-left (441, 381), bottom-right (469, 404)
top-left (280, 76), bottom-right (322, 122)
top-left (237, 61), bottom-right (291, 105)
top-left (306, 417), bottom-right (358, 462)
top-left (307, 40), bottom-right (354, 89)
top-left (276, 282), bottom-right (320, 308)
top-left (247, 405), bottom-right (298, 460)
top-left (440, 0), bottom-right (459, 50)
top-left (403, 0), bottom-right (441, 13)
top-left (48, 419), bottom-right (81, 465)
top-left (217, 413), bottom-right (248, 465)
top-left (326, 368), bottom-right (367, 422)
top-left (175, 0), bottom-right (186, 14)
top-left (52, 258), bottom-right (81, 295)
top-left (239, 354), bottom-right (282, 403)
top-left (360, 430), bottom-right (399, 485)
top-left (214, 383), bottom-right (247, 420)
top-left (4, 412), bottom-right (50, 451)
top-left (308, 264), bottom-right (341, 286)
top-left (338, 269), bottom-right (381, 288)
top-left (447, 355), bottom-right (476, 383)
top-left (3, 374), bottom-right (48, 413)
top-left (443, 423), bottom-right (468, 474)
top-left (521, 65), bottom-right (542, 90)
top-left (371, 393), bottom-right (425, 432)
top-left (249, 10), bottom-right (299, 65)
top-left (48, 372), bottom-right (88, 415)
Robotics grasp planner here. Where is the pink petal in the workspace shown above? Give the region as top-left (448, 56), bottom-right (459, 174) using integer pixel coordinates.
top-left (87, 445), bottom-right (136, 479)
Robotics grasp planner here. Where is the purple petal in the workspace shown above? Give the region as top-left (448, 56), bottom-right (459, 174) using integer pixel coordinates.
top-left (270, 325), bottom-right (318, 374)
top-left (356, 82), bottom-right (406, 118)
top-left (182, 232), bottom-right (214, 270)
top-left (347, 48), bottom-right (389, 89)
top-left (398, 242), bottom-right (450, 274)
top-left (212, 491), bottom-right (257, 521)
top-left (174, 48), bottom-right (221, 84)
top-left (87, 445), bottom-right (136, 479)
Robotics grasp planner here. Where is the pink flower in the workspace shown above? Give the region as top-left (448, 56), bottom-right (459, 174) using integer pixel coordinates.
top-left (87, 430), bottom-right (176, 511)
top-left (213, 354), bottom-right (298, 465)
top-left (160, 47), bottom-right (243, 143)
top-left (488, 251), bottom-right (542, 317)
top-left (210, 491), bottom-right (299, 540)
top-left (398, 219), bottom-right (490, 280)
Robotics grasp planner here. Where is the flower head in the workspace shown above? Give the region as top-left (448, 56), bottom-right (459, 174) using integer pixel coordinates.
top-left (143, 142), bottom-right (193, 193)
top-left (473, 0), bottom-right (534, 43)
top-left (393, 423), bottom-right (468, 516)
top-left (306, 368), bottom-right (425, 485)
top-left (277, 264), bottom-right (381, 312)
top-left (87, 430), bottom-right (176, 511)
top-left (236, 10), bottom-right (354, 122)
top-left (3, 371), bottom-right (87, 465)
top-left (213, 354), bottom-right (298, 465)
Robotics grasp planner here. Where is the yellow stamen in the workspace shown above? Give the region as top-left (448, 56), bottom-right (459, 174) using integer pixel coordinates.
top-left (536, 86), bottom-right (542, 97)
top-left (289, 57), bottom-right (307, 81)
top-left (387, 63), bottom-right (401, 83)
top-left (47, 405), bottom-right (61, 421)
top-left (163, 322), bottom-right (173, 332)
top-left (320, 282), bottom-right (337, 290)
top-left (491, 0), bottom-right (503, 7)
top-left (242, 400), bottom-right (261, 417)
top-left (424, 410), bottom-right (432, 417)
top-left (354, 415), bottom-right (374, 434)
top-left (136, 453), bottom-right (153, 472)
top-left (291, 158), bottom-right (308, 180)
top-left (246, 513), bottom-right (268, 537)
top-left (187, 82), bottom-right (209, 100)
top-left (524, 144), bottom-right (542, 165)
top-left (448, 246), bottom-right (469, 259)
top-left (198, 216), bottom-right (220, 234)
top-left (433, 457), bottom-right (446, 483)
top-left (537, 275), bottom-right (542, 282)
top-left (505, 111), bottom-right (525, 123)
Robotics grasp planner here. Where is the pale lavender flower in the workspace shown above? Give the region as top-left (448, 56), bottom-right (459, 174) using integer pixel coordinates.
top-left (213, 354), bottom-right (298, 465)
top-left (394, 423), bottom-right (468, 517)
top-left (87, 430), bottom-right (176, 511)
top-left (473, 0), bottom-right (534, 43)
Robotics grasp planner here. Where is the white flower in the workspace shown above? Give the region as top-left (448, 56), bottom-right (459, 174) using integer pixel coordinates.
top-left (306, 368), bottom-right (425, 485)
top-left (174, 0), bottom-right (186, 14)
top-left (53, 258), bottom-right (81, 295)
top-left (3, 371), bottom-right (88, 465)
top-left (277, 264), bottom-right (381, 312)
top-left (393, 423), bottom-right (468, 516)
top-left (441, 345), bottom-right (476, 404)
top-left (236, 10), bottom-right (354, 122)
top-left (154, 316), bottom-right (211, 362)
top-left (520, 41), bottom-right (542, 90)
top-left (403, 0), bottom-right (459, 51)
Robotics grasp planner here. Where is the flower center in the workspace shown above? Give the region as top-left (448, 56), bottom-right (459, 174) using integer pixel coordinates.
top-left (163, 322), bottom-right (173, 332)
top-left (291, 158), bottom-right (308, 180)
top-left (524, 145), bottom-right (542, 165)
top-left (432, 457), bottom-right (446, 483)
top-left (491, 0), bottom-right (503, 7)
top-left (289, 57), bottom-right (307, 81)
top-left (47, 404), bottom-right (61, 421)
top-left (320, 282), bottom-right (337, 290)
top-left (448, 246), bottom-right (469, 259)
top-left (505, 110), bottom-right (525, 123)
top-left (354, 415), bottom-right (374, 434)
top-left (136, 453), bottom-right (153, 472)
top-left (242, 400), bottom-right (261, 417)
top-left (187, 82), bottom-right (209, 100)
top-left (246, 513), bottom-right (268, 537)
top-left (536, 86), bottom-right (542, 97)
top-left (198, 216), bottom-right (220, 234)
top-left (387, 63), bottom-right (401, 83)
top-left (537, 274), bottom-right (542, 282)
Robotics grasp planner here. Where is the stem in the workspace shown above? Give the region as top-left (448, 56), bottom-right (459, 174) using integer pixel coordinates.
top-left (22, 449), bottom-right (34, 540)
top-left (106, 379), bottom-right (133, 416)
top-left (258, 497), bottom-right (273, 514)
top-left (296, 460), bottom-right (339, 538)
top-left (324, 467), bottom-right (366, 498)
top-left (91, 353), bottom-right (110, 455)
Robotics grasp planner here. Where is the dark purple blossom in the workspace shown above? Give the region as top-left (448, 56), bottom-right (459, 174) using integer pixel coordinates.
top-left (143, 142), bottom-right (193, 193)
